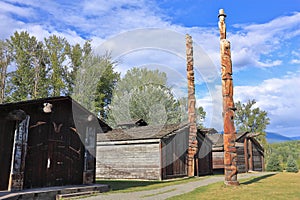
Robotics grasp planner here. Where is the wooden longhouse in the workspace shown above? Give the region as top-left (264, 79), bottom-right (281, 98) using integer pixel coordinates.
top-left (96, 122), bottom-right (213, 180)
top-left (207, 131), bottom-right (265, 173)
top-left (0, 96), bottom-right (111, 191)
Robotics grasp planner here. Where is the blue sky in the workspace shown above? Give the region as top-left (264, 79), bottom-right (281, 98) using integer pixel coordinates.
top-left (1, 0), bottom-right (300, 137)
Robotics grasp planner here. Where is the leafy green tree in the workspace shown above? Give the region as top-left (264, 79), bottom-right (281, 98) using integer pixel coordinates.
top-left (8, 31), bottom-right (38, 101)
top-left (107, 67), bottom-right (182, 127)
top-left (66, 40), bottom-right (93, 95)
top-left (235, 99), bottom-right (270, 145)
top-left (32, 40), bottom-right (48, 98)
top-left (266, 154), bottom-right (282, 172)
top-left (286, 155), bottom-right (299, 173)
top-left (94, 54), bottom-right (119, 119)
top-left (72, 53), bottom-right (119, 117)
top-left (44, 35), bottom-right (70, 96)
top-left (0, 39), bottom-right (12, 103)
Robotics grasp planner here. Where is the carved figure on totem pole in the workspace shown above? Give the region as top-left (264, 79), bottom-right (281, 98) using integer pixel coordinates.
top-left (186, 34), bottom-right (198, 177)
top-left (218, 9), bottom-right (239, 186)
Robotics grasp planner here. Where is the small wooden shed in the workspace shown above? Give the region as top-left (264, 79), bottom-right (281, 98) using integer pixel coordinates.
top-left (96, 123), bottom-right (213, 180)
top-left (207, 132), bottom-right (265, 173)
top-left (0, 96), bottom-right (111, 191)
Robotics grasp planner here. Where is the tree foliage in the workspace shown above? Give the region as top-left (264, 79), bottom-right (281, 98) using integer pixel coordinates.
top-left (0, 39), bottom-right (11, 103)
top-left (266, 154), bottom-right (282, 172)
top-left (7, 31), bottom-right (46, 101)
top-left (72, 53), bottom-right (119, 117)
top-left (268, 140), bottom-right (300, 170)
top-left (107, 68), bottom-right (182, 127)
top-left (286, 155), bottom-right (299, 173)
top-left (235, 99), bottom-right (270, 145)
top-left (1, 31), bottom-right (119, 118)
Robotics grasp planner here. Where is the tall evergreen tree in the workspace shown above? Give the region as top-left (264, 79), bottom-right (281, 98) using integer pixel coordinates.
top-left (266, 153), bottom-right (282, 172)
top-left (235, 99), bottom-right (270, 146)
top-left (286, 155), bottom-right (299, 173)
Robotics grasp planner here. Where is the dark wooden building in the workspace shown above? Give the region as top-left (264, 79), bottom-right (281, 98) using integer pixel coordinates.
top-left (0, 96), bottom-right (111, 191)
top-left (96, 123), bottom-right (213, 180)
top-left (207, 132), bottom-right (265, 173)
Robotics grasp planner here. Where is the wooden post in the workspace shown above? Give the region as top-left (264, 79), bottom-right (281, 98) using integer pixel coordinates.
top-left (218, 9), bottom-right (239, 185)
top-left (186, 34), bottom-right (198, 177)
top-left (8, 116), bottom-right (30, 191)
top-left (248, 139), bottom-right (253, 171)
top-left (244, 138), bottom-right (249, 172)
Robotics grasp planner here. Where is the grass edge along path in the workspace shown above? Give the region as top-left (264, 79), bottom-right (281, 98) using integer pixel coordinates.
top-left (96, 175), bottom-right (217, 193)
top-left (168, 172), bottom-right (300, 200)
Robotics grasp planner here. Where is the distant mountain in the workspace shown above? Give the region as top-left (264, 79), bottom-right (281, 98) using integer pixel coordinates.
top-left (266, 132), bottom-right (299, 143)
top-left (290, 136), bottom-right (300, 140)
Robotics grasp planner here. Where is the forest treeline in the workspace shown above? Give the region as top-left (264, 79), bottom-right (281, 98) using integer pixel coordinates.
top-left (268, 140), bottom-right (300, 170)
top-left (0, 31), bottom-right (206, 125)
top-left (0, 31), bottom-right (119, 118)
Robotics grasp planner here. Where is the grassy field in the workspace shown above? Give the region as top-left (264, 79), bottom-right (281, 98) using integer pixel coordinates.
top-left (168, 172), bottom-right (300, 200)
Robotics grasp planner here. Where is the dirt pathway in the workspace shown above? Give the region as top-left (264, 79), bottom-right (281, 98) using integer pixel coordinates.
top-left (84, 172), bottom-right (276, 200)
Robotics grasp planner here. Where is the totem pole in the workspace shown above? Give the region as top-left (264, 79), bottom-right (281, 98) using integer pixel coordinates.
top-left (218, 9), bottom-right (239, 185)
top-left (186, 34), bottom-right (198, 177)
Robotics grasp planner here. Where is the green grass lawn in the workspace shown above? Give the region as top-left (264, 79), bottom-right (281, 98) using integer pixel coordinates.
top-left (168, 172), bottom-right (300, 200)
top-left (96, 176), bottom-right (212, 193)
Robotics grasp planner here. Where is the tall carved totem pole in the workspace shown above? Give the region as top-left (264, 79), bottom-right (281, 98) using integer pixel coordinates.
top-left (186, 34), bottom-right (198, 177)
top-left (218, 9), bottom-right (239, 185)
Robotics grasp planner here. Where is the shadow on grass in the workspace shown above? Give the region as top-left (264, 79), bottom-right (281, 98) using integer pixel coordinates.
top-left (241, 174), bottom-right (276, 185)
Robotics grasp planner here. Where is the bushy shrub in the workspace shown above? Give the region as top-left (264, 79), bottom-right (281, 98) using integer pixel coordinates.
top-left (266, 154), bottom-right (282, 172)
top-left (286, 156), bottom-right (299, 173)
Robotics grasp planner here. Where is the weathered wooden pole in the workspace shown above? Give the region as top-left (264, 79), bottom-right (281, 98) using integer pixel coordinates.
top-left (218, 9), bottom-right (239, 185)
top-left (186, 34), bottom-right (198, 177)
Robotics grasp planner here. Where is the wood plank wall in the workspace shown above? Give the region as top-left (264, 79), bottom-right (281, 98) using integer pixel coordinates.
top-left (96, 141), bottom-right (161, 180)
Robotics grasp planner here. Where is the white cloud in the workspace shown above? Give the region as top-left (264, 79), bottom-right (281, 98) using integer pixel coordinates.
top-left (234, 71), bottom-right (300, 137)
top-left (290, 59), bottom-right (300, 64)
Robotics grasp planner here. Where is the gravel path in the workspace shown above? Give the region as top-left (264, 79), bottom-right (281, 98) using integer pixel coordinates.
top-left (84, 172), bottom-right (276, 200)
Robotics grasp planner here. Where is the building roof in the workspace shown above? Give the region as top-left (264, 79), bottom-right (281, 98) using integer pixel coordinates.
top-left (207, 131), bottom-right (264, 151)
top-left (0, 96), bottom-right (112, 132)
top-left (97, 123), bottom-right (189, 142)
top-left (116, 118), bottom-right (148, 128)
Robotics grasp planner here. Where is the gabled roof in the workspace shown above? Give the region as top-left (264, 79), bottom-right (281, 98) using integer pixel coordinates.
top-left (97, 123), bottom-right (189, 142)
top-left (0, 96), bottom-right (112, 132)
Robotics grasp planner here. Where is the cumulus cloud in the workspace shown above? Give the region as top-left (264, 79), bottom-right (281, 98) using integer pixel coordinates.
top-left (234, 71), bottom-right (300, 137)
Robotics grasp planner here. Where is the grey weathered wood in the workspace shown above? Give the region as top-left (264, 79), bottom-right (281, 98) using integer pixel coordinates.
top-left (97, 141), bottom-right (161, 180)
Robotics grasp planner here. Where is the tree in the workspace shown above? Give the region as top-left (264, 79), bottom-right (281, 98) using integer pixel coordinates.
top-left (72, 53), bottom-right (119, 117)
top-left (8, 31), bottom-right (38, 101)
top-left (44, 35), bottom-right (70, 96)
top-left (0, 39), bottom-right (12, 103)
top-left (107, 67), bottom-right (181, 127)
top-left (286, 155), bottom-right (299, 173)
top-left (235, 99), bottom-right (270, 145)
top-left (66, 40), bottom-right (93, 95)
top-left (94, 54), bottom-right (119, 119)
top-left (266, 154), bottom-right (282, 172)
